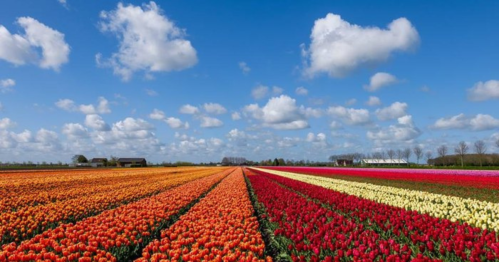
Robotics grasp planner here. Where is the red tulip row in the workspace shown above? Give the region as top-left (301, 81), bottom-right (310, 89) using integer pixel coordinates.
top-left (0, 168), bottom-right (234, 262)
top-left (245, 169), bottom-right (430, 262)
top-left (0, 168), bottom-right (222, 245)
top-left (251, 168), bottom-right (499, 261)
top-left (265, 166), bottom-right (499, 189)
top-left (137, 168), bottom-right (271, 262)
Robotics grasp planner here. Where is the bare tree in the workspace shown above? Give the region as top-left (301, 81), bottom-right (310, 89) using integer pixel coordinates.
top-left (474, 140), bottom-right (487, 167)
top-left (454, 141), bottom-right (468, 167)
top-left (437, 145), bottom-right (448, 166)
top-left (372, 152), bottom-right (383, 163)
top-left (425, 151), bottom-right (433, 165)
top-left (403, 148), bottom-right (412, 165)
top-left (387, 149), bottom-right (395, 163)
top-left (396, 149), bottom-right (403, 164)
top-left (413, 146), bottom-right (423, 165)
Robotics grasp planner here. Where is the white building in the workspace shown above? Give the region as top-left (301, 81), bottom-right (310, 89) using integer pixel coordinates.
top-left (361, 159), bottom-right (408, 166)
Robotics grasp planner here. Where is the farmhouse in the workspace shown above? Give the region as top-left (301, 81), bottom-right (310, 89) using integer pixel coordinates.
top-left (90, 158), bottom-right (107, 167)
top-left (361, 159), bottom-right (408, 166)
top-left (117, 158), bottom-right (147, 167)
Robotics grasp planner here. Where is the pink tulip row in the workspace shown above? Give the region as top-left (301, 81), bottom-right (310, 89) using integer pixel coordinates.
top-left (264, 166), bottom-right (499, 189)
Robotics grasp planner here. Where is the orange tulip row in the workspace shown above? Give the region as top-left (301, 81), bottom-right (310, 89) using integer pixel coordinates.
top-left (0, 168), bottom-right (235, 262)
top-left (0, 167), bottom-right (207, 213)
top-left (0, 168), bottom-right (227, 245)
top-left (137, 168), bottom-right (271, 262)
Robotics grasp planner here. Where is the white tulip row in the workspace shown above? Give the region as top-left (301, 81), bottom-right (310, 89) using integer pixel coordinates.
top-left (250, 168), bottom-right (499, 231)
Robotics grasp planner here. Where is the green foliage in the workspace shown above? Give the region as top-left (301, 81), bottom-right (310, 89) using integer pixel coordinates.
top-left (71, 154), bottom-right (88, 163)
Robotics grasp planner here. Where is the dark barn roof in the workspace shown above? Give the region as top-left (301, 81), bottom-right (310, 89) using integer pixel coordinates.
top-left (117, 158), bottom-right (146, 162)
top-left (91, 158), bottom-right (107, 163)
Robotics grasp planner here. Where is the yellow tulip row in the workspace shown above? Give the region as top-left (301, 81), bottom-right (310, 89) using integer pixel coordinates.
top-left (252, 168), bottom-right (499, 231)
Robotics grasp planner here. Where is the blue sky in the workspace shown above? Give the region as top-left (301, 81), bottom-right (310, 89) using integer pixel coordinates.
top-left (0, 0), bottom-right (498, 163)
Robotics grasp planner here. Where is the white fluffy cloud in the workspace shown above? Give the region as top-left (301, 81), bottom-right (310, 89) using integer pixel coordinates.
top-left (327, 106), bottom-right (370, 125)
top-left (0, 17), bottom-right (70, 70)
top-left (97, 2), bottom-right (197, 81)
top-left (149, 109), bottom-right (188, 129)
top-left (35, 129), bottom-right (62, 152)
top-left (345, 98), bottom-right (357, 106)
top-left (55, 97), bottom-right (111, 115)
top-left (302, 13), bottom-right (419, 78)
top-left (300, 107), bottom-right (323, 118)
top-left (85, 114), bottom-right (111, 131)
top-left (367, 115), bottom-right (421, 142)
top-left (366, 96), bottom-right (382, 106)
top-left (0, 118), bottom-right (16, 129)
top-left (244, 95), bottom-right (309, 130)
top-left (251, 85), bottom-right (283, 100)
top-left (330, 121), bottom-right (342, 130)
top-left (231, 112), bottom-right (241, 120)
top-left (62, 123), bottom-right (89, 140)
top-left (200, 116), bottom-right (223, 128)
top-left (375, 102), bottom-right (408, 121)
top-left (115, 118), bottom-right (154, 132)
top-left (251, 85), bottom-right (268, 100)
top-left (432, 113), bottom-right (499, 131)
top-left (295, 87), bottom-right (308, 96)
top-left (432, 114), bottom-right (467, 130)
top-left (55, 99), bottom-right (75, 111)
top-left (80, 97), bottom-right (111, 114)
top-left (165, 117), bottom-right (189, 129)
top-left (89, 117), bottom-right (164, 156)
top-left (179, 104), bottom-right (199, 114)
top-left (226, 128), bottom-right (252, 147)
top-left (305, 132), bottom-right (329, 149)
top-left (1, 79), bottom-right (15, 87)
top-left (238, 61), bottom-right (250, 74)
top-left (203, 103), bottom-right (227, 115)
top-left (364, 72), bottom-right (398, 92)
top-left (0, 79), bottom-right (15, 93)
top-left (467, 80), bottom-right (499, 101)
top-left (306, 132), bottom-right (326, 142)
top-left (145, 89), bottom-right (158, 96)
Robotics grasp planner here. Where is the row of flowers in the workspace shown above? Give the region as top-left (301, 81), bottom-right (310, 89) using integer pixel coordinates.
top-left (251, 168), bottom-right (499, 261)
top-left (137, 168), bottom-right (270, 262)
top-left (0, 167), bottom-right (211, 214)
top-left (0, 168), bottom-right (234, 262)
top-left (245, 168), bottom-right (432, 261)
top-left (255, 168), bottom-right (499, 231)
top-left (265, 166), bottom-right (499, 189)
top-left (296, 171), bottom-right (499, 204)
top-left (0, 168), bottom-right (227, 245)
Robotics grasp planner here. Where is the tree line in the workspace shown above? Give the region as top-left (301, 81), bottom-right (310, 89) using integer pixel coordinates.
top-left (327, 138), bottom-right (499, 167)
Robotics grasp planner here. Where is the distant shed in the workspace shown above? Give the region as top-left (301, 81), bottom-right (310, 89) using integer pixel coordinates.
top-left (91, 158), bottom-right (107, 167)
top-left (117, 158), bottom-right (147, 167)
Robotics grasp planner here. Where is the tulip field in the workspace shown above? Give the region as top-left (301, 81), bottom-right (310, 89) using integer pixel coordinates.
top-left (1, 166), bottom-right (499, 261)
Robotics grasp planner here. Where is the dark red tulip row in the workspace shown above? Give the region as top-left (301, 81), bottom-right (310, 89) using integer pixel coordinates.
top-left (250, 168), bottom-right (499, 262)
top-left (264, 166), bottom-right (499, 189)
top-left (245, 169), bottom-right (433, 262)
top-left (0, 169), bottom-right (234, 262)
